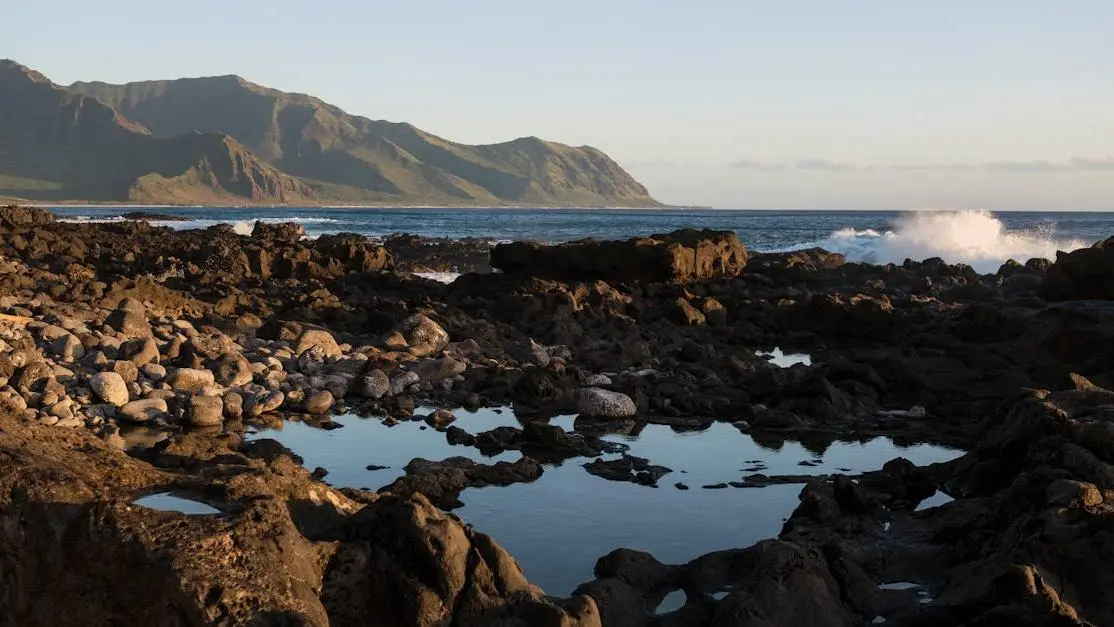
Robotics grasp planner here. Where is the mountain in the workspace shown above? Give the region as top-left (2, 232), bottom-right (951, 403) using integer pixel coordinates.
top-left (68, 75), bottom-right (659, 206)
top-left (0, 61), bottom-right (313, 204)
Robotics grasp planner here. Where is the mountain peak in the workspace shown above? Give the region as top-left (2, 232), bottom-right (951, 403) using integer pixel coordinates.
top-left (9, 61), bottom-right (658, 207)
top-left (0, 59), bottom-right (53, 85)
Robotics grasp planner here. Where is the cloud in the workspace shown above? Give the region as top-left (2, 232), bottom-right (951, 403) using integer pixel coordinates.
top-left (729, 159), bottom-right (788, 172)
top-left (729, 156), bottom-right (1114, 173)
top-left (794, 158), bottom-right (866, 172)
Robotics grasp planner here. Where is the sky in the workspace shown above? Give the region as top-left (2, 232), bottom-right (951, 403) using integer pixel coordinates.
top-left (5, 0), bottom-right (1113, 209)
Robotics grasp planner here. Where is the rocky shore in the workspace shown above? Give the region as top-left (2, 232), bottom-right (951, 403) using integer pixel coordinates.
top-left (0, 204), bottom-right (1111, 625)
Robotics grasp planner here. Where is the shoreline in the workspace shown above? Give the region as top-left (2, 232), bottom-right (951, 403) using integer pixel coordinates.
top-left (0, 205), bottom-right (1111, 624)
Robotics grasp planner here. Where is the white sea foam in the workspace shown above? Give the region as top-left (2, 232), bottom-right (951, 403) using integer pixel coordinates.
top-left (414, 271), bottom-right (462, 284)
top-left (783, 210), bottom-right (1087, 274)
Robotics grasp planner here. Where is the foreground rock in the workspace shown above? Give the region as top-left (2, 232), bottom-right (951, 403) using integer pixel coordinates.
top-left (0, 412), bottom-right (602, 626)
top-left (491, 229), bottom-right (748, 283)
top-left (382, 456), bottom-right (544, 509)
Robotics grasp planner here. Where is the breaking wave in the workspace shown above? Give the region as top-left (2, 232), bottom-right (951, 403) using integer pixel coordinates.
top-left (791, 210), bottom-right (1087, 274)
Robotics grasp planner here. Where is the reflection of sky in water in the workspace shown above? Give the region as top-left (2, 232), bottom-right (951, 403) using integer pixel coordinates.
top-left (133, 493), bottom-right (220, 515)
top-left (761, 347), bottom-right (811, 368)
top-left (249, 407), bottom-right (964, 597)
top-left (247, 407), bottom-right (520, 490)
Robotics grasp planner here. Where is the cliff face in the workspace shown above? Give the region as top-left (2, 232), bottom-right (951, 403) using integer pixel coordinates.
top-left (71, 76), bottom-right (659, 206)
top-left (0, 61), bottom-right (313, 204)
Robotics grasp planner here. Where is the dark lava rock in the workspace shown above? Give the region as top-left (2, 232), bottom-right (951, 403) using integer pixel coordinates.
top-left (381, 456), bottom-right (544, 509)
top-left (584, 454), bottom-right (672, 486)
top-left (491, 228), bottom-right (748, 283)
top-left (1043, 235), bottom-right (1114, 300)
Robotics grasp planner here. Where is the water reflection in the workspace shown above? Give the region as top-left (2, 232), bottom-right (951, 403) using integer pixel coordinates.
top-left (247, 406), bottom-right (964, 596)
top-left (133, 492), bottom-right (220, 515)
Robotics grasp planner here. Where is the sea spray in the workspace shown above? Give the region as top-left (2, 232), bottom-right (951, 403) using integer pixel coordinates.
top-left (800, 210), bottom-right (1086, 273)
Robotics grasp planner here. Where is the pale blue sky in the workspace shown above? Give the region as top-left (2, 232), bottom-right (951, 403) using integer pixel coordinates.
top-left (6, 0), bottom-right (1113, 209)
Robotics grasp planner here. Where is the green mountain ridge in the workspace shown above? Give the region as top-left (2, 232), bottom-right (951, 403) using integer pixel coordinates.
top-left (58, 71), bottom-right (658, 206)
top-left (0, 60), bottom-right (313, 204)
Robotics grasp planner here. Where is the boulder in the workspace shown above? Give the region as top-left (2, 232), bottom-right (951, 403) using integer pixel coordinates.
top-left (382, 314), bottom-right (450, 358)
top-left (188, 395), bottom-right (224, 427)
top-left (167, 367), bottom-right (216, 393)
top-left (305, 390), bottom-right (334, 415)
top-left (105, 298), bottom-right (151, 337)
top-left (89, 372), bottom-right (129, 407)
top-left (577, 388), bottom-right (637, 418)
top-left (121, 337), bottom-right (160, 366)
top-left (294, 329), bottom-right (342, 359)
top-left (118, 398), bottom-right (168, 423)
top-left (352, 370), bottom-right (390, 399)
top-left (1043, 236), bottom-right (1114, 300)
top-left (250, 220), bottom-right (305, 243)
top-left (213, 352), bottom-right (254, 386)
top-left (50, 334), bottom-right (84, 362)
top-left (410, 356), bottom-right (466, 382)
top-left (491, 229), bottom-right (749, 283)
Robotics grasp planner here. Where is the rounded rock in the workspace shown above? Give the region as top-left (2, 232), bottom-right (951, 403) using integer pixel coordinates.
top-left (89, 371), bottom-right (129, 407)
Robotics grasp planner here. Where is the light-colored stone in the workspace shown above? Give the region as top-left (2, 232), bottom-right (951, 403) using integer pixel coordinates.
top-left (294, 329), bottom-right (342, 359)
top-left (305, 390), bottom-right (334, 414)
top-left (141, 363), bottom-right (167, 381)
top-left (122, 337), bottom-right (160, 366)
top-left (577, 387), bottom-right (637, 418)
top-left (119, 398), bottom-right (169, 423)
top-left (384, 314), bottom-right (450, 357)
top-left (189, 395), bottom-right (224, 427)
top-left (223, 391), bottom-right (244, 419)
top-left (89, 371), bottom-right (129, 407)
top-left (245, 390), bottom-right (285, 417)
top-left (51, 334), bottom-right (85, 362)
top-left (168, 367), bottom-right (216, 392)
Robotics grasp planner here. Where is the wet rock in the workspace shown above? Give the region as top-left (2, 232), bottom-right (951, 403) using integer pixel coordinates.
top-left (119, 398), bottom-right (169, 423)
top-left (167, 367), bottom-right (216, 392)
top-left (383, 456), bottom-right (544, 509)
top-left (245, 390), bottom-right (284, 417)
top-left (305, 390), bottom-right (334, 415)
top-left (223, 391), bottom-right (244, 419)
top-left (425, 408), bottom-right (456, 428)
top-left (89, 371), bottom-right (129, 407)
top-left (188, 395), bottom-right (224, 427)
top-left (577, 388), bottom-right (637, 418)
top-left (584, 455), bottom-right (671, 486)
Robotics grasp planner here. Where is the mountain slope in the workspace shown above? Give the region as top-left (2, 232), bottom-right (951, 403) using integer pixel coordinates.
top-left (0, 61), bottom-right (314, 203)
top-left (71, 76), bottom-right (659, 206)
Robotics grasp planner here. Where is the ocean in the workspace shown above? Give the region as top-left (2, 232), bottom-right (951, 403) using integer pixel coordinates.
top-left (49, 206), bottom-right (1114, 274)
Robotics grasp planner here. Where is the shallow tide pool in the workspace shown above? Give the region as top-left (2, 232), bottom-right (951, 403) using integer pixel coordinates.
top-left (249, 407), bottom-right (963, 596)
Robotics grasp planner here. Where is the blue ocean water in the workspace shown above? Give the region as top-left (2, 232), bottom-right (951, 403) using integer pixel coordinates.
top-left (49, 206), bottom-right (1114, 273)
